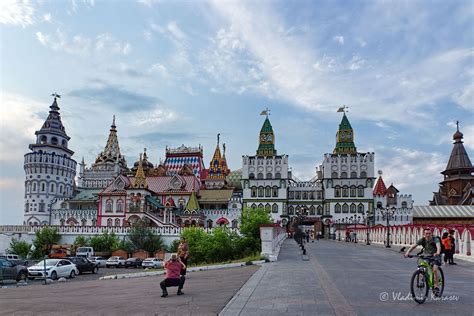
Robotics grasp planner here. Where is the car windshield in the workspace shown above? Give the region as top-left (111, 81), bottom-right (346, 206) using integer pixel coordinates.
top-left (36, 259), bottom-right (59, 266)
top-left (77, 247), bottom-right (89, 252)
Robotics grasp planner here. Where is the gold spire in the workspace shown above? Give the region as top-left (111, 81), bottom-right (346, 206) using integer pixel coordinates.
top-left (133, 153), bottom-right (148, 188)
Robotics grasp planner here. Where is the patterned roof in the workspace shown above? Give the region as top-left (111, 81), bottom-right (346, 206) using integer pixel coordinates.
top-left (69, 188), bottom-right (102, 201)
top-left (101, 175), bottom-right (200, 195)
top-left (199, 189), bottom-right (234, 203)
top-left (413, 205), bottom-right (474, 218)
top-left (94, 116), bottom-right (127, 169)
top-left (165, 150), bottom-right (204, 180)
top-left (37, 97), bottom-right (69, 139)
top-left (373, 176), bottom-right (387, 196)
top-left (227, 169), bottom-right (242, 189)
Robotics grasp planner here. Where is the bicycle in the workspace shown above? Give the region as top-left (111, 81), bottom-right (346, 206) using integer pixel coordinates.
top-left (407, 254), bottom-right (445, 304)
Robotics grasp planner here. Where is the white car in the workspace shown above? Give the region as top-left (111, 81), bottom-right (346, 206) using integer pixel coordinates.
top-left (90, 256), bottom-right (107, 267)
top-left (142, 258), bottom-right (163, 269)
top-left (28, 259), bottom-right (79, 280)
top-left (106, 256), bottom-right (126, 268)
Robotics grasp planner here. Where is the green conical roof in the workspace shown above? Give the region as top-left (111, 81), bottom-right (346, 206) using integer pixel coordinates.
top-left (333, 113), bottom-right (357, 155)
top-left (185, 190), bottom-right (200, 211)
top-left (339, 113), bottom-right (353, 130)
top-left (257, 117), bottom-right (277, 156)
top-left (260, 117), bottom-right (273, 133)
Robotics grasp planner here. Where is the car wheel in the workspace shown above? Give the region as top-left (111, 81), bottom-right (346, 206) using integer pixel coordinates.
top-left (69, 270), bottom-right (76, 279)
top-left (17, 271), bottom-right (27, 282)
top-left (125, 266), bottom-right (128, 269)
top-left (28, 277), bottom-right (34, 281)
top-left (92, 267), bottom-right (98, 274)
top-left (51, 271), bottom-right (58, 280)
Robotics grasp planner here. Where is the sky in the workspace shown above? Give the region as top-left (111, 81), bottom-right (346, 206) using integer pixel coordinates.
top-left (0, 0), bottom-right (473, 225)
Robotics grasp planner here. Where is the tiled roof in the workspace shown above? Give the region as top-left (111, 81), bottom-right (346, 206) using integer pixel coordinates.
top-left (101, 175), bottom-right (200, 195)
top-left (413, 205), bottom-right (474, 218)
top-left (199, 189), bottom-right (234, 202)
top-left (373, 176), bottom-right (387, 196)
top-left (70, 188), bottom-right (102, 201)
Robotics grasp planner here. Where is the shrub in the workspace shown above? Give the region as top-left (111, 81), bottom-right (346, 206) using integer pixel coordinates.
top-left (7, 238), bottom-right (31, 259)
top-left (31, 227), bottom-right (61, 259)
top-left (89, 231), bottom-right (120, 252)
top-left (126, 220), bottom-right (164, 253)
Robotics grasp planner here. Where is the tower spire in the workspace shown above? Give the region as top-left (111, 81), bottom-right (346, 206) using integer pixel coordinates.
top-left (257, 111), bottom-right (277, 157)
top-left (333, 110), bottom-right (357, 155)
top-left (133, 153), bottom-right (148, 188)
top-left (95, 116), bottom-right (126, 167)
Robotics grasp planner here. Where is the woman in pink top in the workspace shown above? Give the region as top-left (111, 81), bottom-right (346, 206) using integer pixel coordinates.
top-left (160, 254), bottom-right (186, 297)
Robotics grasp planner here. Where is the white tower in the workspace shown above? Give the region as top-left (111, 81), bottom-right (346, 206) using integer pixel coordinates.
top-left (23, 95), bottom-right (77, 225)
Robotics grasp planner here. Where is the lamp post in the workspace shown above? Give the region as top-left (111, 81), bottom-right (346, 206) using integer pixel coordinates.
top-left (380, 206), bottom-right (396, 248)
top-left (365, 211), bottom-right (371, 245)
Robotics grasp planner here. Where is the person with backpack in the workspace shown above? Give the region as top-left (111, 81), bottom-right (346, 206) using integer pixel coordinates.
top-left (405, 227), bottom-right (442, 296)
top-left (441, 232), bottom-right (451, 264)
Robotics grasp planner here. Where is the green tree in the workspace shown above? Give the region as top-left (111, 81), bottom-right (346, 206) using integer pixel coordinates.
top-left (180, 227), bottom-right (210, 264)
top-left (126, 220), bottom-right (164, 253)
top-left (74, 236), bottom-right (90, 248)
top-left (167, 239), bottom-right (180, 253)
top-left (7, 238), bottom-right (31, 259)
top-left (89, 231), bottom-right (120, 252)
top-left (240, 207), bottom-right (272, 241)
top-left (31, 227), bottom-right (61, 259)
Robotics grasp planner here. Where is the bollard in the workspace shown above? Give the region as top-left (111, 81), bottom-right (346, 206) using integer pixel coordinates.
top-left (302, 248), bottom-right (306, 255)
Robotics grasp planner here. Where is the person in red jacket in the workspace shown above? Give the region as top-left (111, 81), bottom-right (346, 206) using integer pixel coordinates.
top-left (160, 254), bottom-right (186, 297)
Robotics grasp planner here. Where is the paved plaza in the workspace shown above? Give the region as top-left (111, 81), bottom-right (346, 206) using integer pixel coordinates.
top-left (1, 239), bottom-right (473, 316)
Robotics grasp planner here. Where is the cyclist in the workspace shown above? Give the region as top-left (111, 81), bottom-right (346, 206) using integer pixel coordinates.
top-left (404, 227), bottom-right (442, 295)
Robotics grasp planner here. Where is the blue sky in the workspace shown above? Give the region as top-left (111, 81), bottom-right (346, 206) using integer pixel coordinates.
top-left (1, 0), bottom-right (473, 224)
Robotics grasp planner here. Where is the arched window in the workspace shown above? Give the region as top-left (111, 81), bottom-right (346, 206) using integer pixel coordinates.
top-left (331, 172), bottom-right (338, 178)
top-left (302, 192), bottom-right (307, 199)
top-left (81, 218), bottom-right (87, 226)
top-left (40, 136), bottom-right (47, 144)
top-left (376, 201), bottom-right (383, 209)
top-left (59, 185), bottom-right (63, 195)
top-left (335, 186), bottom-right (341, 197)
top-left (232, 219), bottom-right (238, 228)
top-left (251, 186), bottom-right (257, 197)
top-left (275, 172), bottom-right (281, 179)
top-left (62, 140), bottom-right (67, 147)
top-left (342, 186), bottom-right (349, 197)
top-left (258, 187), bottom-right (264, 197)
top-left (310, 206), bottom-right (315, 215)
top-left (41, 183), bottom-right (45, 192)
top-left (207, 219), bottom-right (213, 228)
top-left (51, 137), bottom-right (58, 145)
top-left (257, 173), bottom-right (264, 179)
top-left (358, 204), bottom-right (364, 213)
top-left (265, 204), bottom-right (271, 213)
top-left (272, 204), bottom-right (278, 213)
top-left (317, 205), bottom-right (322, 215)
top-left (288, 206), bottom-right (294, 215)
top-left (350, 186), bottom-right (356, 197)
top-left (358, 186), bottom-right (364, 197)
top-left (342, 203), bottom-right (349, 213)
top-left (360, 171), bottom-right (367, 178)
top-left (107, 218), bottom-right (112, 227)
top-left (341, 172), bottom-right (347, 178)
top-left (249, 173), bottom-right (255, 179)
top-left (258, 203), bottom-right (264, 210)
top-left (116, 199), bottom-right (123, 212)
top-left (351, 171), bottom-right (357, 178)
top-left (265, 186), bottom-right (271, 197)
top-left (60, 219), bottom-right (65, 226)
top-left (115, 218), bottom-right (120, 227)
top-left (251, 203), bottom-right (257, 210)
top-left (335, 204), bottom-right (341, 213)
top-left (32, 182), bottom-right (37, 192)
top-left (401, 201), bottom-right (407, 208)
top-left (92, 219), bottom-right (97, 226)
top-left (350, 203), bottom-right (356, 213)
top-left (50, 183), bottom-right (55, 193)
top-left (272, 186), bottom-right (278, 197)
top-left (266, 173), bottom-right (272, 179)
top-left (106, 199), bottom-right (113, 212)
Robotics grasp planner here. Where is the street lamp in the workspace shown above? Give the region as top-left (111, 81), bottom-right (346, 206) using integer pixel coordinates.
top-left (364, 211), bottom-right (371, 245)
top-left (379, 206), bottom-right (396, 248)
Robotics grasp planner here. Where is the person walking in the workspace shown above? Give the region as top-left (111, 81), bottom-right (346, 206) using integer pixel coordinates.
top-left (441, 232), bottom-right (451, 265)
top-left (448, 230), bottom-right (457, 265)
top-left (160, 254), bottom-right (186, 297)
top-left (177, 237), bottom-right (190, 275)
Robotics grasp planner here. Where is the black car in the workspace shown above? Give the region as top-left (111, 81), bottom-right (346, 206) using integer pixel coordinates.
top-left (67, 257), bottom-right (99, 274)
top-left (0, 258), bottom-right (28, 282)
top-left (125, 258), bottom-right (142, 268)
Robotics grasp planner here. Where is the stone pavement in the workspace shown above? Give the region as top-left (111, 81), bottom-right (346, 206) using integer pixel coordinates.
top-left (221, 239), bottom-right (474, 316)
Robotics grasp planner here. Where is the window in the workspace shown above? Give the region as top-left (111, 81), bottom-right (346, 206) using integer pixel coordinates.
top-left (377, 201), bottom-right (383, 209)
top-left (251, 187), bottom-right (257, 197)
top-left (32, 183), bottom-right (37, 192)
top-left (272, 204), bottom-right (278, 213)
top-left (350, 203), bottom-right (356, 213)
top-left (335, 204), bottom-right (341, 213)
top-left (335, 186), bottom-right (341, 197)
top-left (360, 171), bottom-right (367, 178)
top-left (351, 171), bottom-right (357, 178)
top-left (207, 219), bottom-right (213, 228)
top-left (275, 172), bottom-right (281, 179)
top-left (106, 199), bottom-right (113, 212)
top-left (232, 219), bottom-right (238, 228)
top-left (40, 136), bottom-right (47, 144)
top-left (59, 185), bottom-right (63, 194)
top-left (50, 183), bottom-right (55, 193)
top-left (116, 200), bottom-right (123, 212)
top-left (41, 183), bottom-right (45, 192)
top-left (272, 186), bottom-right (278, 197)
top-left (288, 206), bottom-right (294, 215)
top-left (258, 187), bottom-right (264, 197)
top-left (81, 218), bottom-right (87, 226)
top-left (358, 204), bottom-right (364, 213)
top-left (107, 219), bottom-right (112, 227)
top-left (249, 173), bottom-right (255, 179)
top-left (401, 201), bottom-right (407, 208)
top-left (257, 173), bottom-right (264, 179)
top-left (25, 203), bottom-right (29, 213)
top-left (51, 137), bottom-right (58, 145)
top-left (60, 219), bottom-right (65, 226)
top-left (310, 206), bottom-right (315, 215)
top-left (265, 204), bottom-right (271, 213)
top-left (39, 203), bottom-right (45, 212)
top-left (289, 191), bottom-right (294, 199)
top-left (317, 205), bottom-right (322, 215)
top-left (251, 203), bottom-right (257, 210)
top-left (295, 191), bottom-right (301, 199)
top-left (92, 219), bottom-right (97, 226)
top-left (342, 203), bottom-right (349, 213)
top-left (302, 192), bottom-right (307, 199)
top-left (115, 218), bottom-right (120, 227)
top-left (341, 172), bottom-right (347, 178)
top-left (357, 186), bottom-right (364, 197)
top-left (331, 172), bottom-right (338, 178)
top-left (265, 186), bottom-right (271, 197)
top-left (350, 186), bottom-right (356, 197)
top-left (266, 173), bottom-right (272, 179)
top-left (342, 186), bottom-right (349, 197)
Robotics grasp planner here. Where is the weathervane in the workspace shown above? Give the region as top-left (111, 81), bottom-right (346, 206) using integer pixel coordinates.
top-left (51, 93), bottom-right (61, 100)
top-left (217, 133), bottom-right (220, 145)
top-left (337, 105), bottom-right (348, 113)
top-left (260, 107), bottom-right (271, 117)
top-left (456, 120), bottom-right (460, 132)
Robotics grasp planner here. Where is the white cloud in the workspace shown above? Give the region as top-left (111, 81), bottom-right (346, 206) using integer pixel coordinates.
top-left (333, 35), bottom-right (344, 45)
top-left (36, 30), bottom-right (131, 56)
top-left (461, 125), bottom-right (474, 150)
top-left (167, 21), bottom-right (186, 40)
top-left (43, 13), bottom-right (52, 22)
top-left (0, 93), bottom-right (44, 163)
top-left (0, 178), bottom-right (24, 190)
top-left (182, 84), bottom-right (196, 96)
top-left (131, 108), bottom-right (177, 126)
top-left (0, 0), bottom-right (35, 27)
top-left (137, 0), bottom-right (160, 7)
top-left (452, 83), bottom-right (474, 111)
top-left (149, 63), bottom-right (169, 77)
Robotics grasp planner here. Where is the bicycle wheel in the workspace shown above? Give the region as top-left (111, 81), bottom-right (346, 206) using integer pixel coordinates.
top-left (437, 268), bottom-right (445, 297)
top-left (411, 270), bottom-right (429, 304)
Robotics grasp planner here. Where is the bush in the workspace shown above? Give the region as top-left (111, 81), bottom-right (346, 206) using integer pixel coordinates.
top-left (126, 220), bottom-right (164, 253)
top-left (7, 238), bottom-right (31, 259)
top-left (74, 236), bottom-right (90, 248)
top-left (167, 239), bottom-right (180, 253)
top-left (89, 231), bottom-right (120, 252)
top-left (31, 227), bottom-right (61, 259)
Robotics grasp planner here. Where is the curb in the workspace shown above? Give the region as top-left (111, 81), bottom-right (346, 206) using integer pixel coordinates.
top-left (99, 260), bottom-right (266, 280)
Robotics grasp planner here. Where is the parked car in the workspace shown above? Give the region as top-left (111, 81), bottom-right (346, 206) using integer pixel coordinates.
top-left (67, 257), bottom-right (99, 274)
top-left (76, 247), bottom-right (94, 258)
top-left (125, 258), bottom-right (142, 268)
top-left (0, 254), bottom-right (29, 266)
top-left (27, 259), bottom-right (79, 280)
top-left (142, 258), bottom-right (163, 269)
top-left (0, 258), bottom-right (28, 282)
top-left (90, 256), bottom-right (107, 267)
top-left (106, 256), bottom-right (126, 268)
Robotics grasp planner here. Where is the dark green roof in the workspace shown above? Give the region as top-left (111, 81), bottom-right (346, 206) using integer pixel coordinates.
top-left (339, 113), bottom-right (352, 130)
top-left (69, 189), bottom-right (101, 201)
top-left (260, 117), bottom-right (273, 133)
